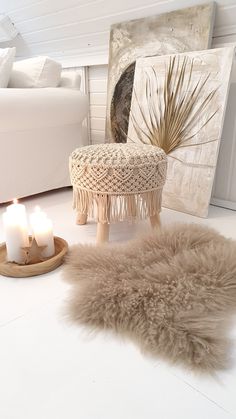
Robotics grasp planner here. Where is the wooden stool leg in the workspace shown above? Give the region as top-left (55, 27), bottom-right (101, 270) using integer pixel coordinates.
top-left (150, 213), bottom-right (161, 230)
top-left (76, 212), bottom-right (88, 225)
top-left (96, 194), bottom-right (110, 244)
top-left (96, 222), bottom-right (110, 244)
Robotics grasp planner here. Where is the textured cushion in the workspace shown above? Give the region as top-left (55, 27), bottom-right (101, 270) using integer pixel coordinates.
top-left (8, 56), bottom-right (62, 88)
top-left (0, 47), bottom-right (15, 87)
top-left (70, 143), bottom-right (167, 223)
top-left (70, 143), bottom-right (167, 194)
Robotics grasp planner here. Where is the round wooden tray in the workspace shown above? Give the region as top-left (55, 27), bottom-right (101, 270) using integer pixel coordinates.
top-left (0, 236), bottom-right (68, 278)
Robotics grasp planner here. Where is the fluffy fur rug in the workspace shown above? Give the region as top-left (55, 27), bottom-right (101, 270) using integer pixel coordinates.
top-left (63, 224), bottom-right (236, 372)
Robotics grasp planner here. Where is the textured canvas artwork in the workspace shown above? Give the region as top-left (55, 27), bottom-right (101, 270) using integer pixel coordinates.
top-left (106, 3), bottom-right (215, 143)
top-left (127, 47), bottom-right (234, 217)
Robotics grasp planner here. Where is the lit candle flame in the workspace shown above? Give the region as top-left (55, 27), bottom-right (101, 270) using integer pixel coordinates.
top-left (13, 198), bottom-right (18, 204)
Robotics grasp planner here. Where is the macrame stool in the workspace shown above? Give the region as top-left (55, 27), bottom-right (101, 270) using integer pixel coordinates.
top-left (69, 143), bottom-right (167, 243)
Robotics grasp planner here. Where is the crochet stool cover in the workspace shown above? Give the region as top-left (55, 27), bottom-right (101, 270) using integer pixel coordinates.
top-left (69, 143), bottom-right (167, 227)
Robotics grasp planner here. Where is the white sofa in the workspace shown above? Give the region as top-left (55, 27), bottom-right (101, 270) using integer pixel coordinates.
top-left (0, 70), bottom-right (89, 203)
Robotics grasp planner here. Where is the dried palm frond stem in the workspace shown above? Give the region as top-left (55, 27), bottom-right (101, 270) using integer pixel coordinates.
top-left (129, 55), bottom-right (219, 154)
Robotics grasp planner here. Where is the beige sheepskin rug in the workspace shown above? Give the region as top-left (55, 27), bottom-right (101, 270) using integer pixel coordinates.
top-left (63, 223), bottom-right (236, 372)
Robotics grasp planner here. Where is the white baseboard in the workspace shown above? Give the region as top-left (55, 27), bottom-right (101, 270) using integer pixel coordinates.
top-left (211, 198), bottom-right (236, 211)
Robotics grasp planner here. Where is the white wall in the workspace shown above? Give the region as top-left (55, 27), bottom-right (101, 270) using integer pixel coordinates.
top-left (211, 44), bottom-right (236, 209)
top-left (88, 65), bottom-right (108, 145)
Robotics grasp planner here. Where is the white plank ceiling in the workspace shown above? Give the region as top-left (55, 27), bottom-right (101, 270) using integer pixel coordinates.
top-left (0, 0), bottom-right (236, 66)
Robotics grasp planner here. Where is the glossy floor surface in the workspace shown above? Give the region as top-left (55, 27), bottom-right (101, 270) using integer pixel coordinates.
top-left (1, 188), bottom-right (236, 419)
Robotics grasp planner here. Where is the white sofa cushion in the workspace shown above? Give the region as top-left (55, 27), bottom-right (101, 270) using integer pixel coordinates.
top-left (8, 56), bottom-right (62, 88)
top-left (0, 88), bottom-right (88, 131)
top-left (0, 47), bottom-right (15, 87)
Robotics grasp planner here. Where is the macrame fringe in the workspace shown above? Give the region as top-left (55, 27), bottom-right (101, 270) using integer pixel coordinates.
top-left (72, 187), bottom-right (163, 224)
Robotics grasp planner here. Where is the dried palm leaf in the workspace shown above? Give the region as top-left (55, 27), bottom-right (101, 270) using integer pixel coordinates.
top-left (129, 55), bottom-right (219, 154)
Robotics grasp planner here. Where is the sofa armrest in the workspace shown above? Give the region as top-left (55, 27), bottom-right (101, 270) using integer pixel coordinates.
top-left (59, 69), bottom-right (81, 89)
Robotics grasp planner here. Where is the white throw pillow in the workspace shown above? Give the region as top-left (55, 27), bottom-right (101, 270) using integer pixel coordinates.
top-left (0, 47), bottom-right (16, 87)
top-left (8, 56), bottom-right (62, 88)
top-left (59, 70), bottom-right (81, 89)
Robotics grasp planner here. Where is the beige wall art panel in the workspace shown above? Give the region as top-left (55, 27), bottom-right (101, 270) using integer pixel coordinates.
top-left (127, 47), bottom-right (235, 217)
top-left (106, 3), bottom-right (215, 143)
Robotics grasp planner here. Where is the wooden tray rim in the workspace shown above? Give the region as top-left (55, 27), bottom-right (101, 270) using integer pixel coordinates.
top-left (0, 236), bottom-right (68, 278)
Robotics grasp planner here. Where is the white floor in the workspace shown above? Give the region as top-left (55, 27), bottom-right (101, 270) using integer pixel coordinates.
top-left (1, 188), bottom-right (236, 419)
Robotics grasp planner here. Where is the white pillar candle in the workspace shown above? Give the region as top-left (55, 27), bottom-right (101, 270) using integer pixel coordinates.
top-left (30, 206), bottom-right (47, 226)
top-left (3, 199), bottom-right (29, 264)
top-left (30, 209), bottom-right (55, 258)
top-left (6, 198), bottom-right (27, 217)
